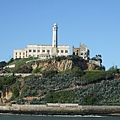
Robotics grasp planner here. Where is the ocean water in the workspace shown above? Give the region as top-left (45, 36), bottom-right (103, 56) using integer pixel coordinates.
top-left (0, 114), bottom-right (119, 120)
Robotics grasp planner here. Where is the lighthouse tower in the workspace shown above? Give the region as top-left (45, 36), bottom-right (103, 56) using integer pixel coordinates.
top-left (52, 23), bottom-right (58, 56)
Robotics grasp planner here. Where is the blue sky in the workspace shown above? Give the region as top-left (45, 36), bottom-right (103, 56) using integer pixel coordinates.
top-left (0, 0), bottom-right (120, 70)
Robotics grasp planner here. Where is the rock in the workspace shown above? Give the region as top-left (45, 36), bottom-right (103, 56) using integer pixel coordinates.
top-left (32, 58), bottom-right (102, 72)
top-left (5, 87), bottom-right (12, 100)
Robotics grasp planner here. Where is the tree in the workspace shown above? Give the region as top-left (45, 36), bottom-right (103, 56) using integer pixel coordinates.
top-left (42, 70), bottom-right (58, 78)
top-left (108, 65), bottom-right (119, 74)
top-left (7, 58), bottom-right (14, 65)
top-left (0, 61), bottom-right (6, 68)
top-left (33, 67), bottom-right (42, 73)
top-left (71, 67), bottom-right (84, 77)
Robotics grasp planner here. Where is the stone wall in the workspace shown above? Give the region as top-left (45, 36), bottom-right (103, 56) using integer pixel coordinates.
top-left (0, 105), bottom-right (120, 115)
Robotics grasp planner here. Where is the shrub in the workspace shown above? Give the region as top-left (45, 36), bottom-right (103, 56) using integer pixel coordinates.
top-left (33, 67), bottom-right (42, 73)
top-left (67, 67), bottom-right (85, 77)
top-left (42, 70), bottom-right (58, 78)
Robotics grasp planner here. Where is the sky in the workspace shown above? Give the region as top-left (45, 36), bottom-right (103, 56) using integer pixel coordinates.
top-left (0, 0), bottom-right (120, 70)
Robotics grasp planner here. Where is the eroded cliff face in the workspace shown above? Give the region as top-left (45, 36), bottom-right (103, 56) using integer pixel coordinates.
top-left (32, 59), bottom-right (73, 72)
top-left (87, 63), bottom-right (102, 70)
top-left (0, 88), bottom-right (13, 105)
top-left (32, 59), bottom-right (101, 71)
top-left (5, 88), bottom-right (12, 100)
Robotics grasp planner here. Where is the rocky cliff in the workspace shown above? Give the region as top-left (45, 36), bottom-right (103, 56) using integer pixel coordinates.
top-left (0, 88), bottom-right (12, 105)
top-left (32, 58), bottom-right (102, 72)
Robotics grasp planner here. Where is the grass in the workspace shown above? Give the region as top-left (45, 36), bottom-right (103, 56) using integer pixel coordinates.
top-left (9, 57), bottom-right (38, 66)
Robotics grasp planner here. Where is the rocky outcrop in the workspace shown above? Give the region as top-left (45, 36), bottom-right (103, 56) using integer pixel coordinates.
top-left (32, 59), bottom-right (102, 72)
top-left (37, 59), bottom-right (73, 72)
top-left (0, 87), bottom-right (13, 105)
top-left (87, 62), bottom-right (102, 70)
top-left (0, 91), bottom-right (3, 105)
top-left (5, 87), bottom-right (12, 100)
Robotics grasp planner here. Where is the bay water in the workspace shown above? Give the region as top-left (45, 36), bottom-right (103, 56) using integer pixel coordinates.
top-left (0, 114), bottom-right (119, 120)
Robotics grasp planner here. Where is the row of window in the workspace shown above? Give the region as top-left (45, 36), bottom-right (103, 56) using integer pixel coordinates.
top-left (73, 52), bottom-right (87, 56)
top-left (29, 49), bottom-right (50, 53)
top-left (59, 50), bottom-right (68, 53)
top-left (29, 55), bottom-right (50, 58)
top-left (15, 52), bottom-right (25, 55)
top-left (15, 56), bottom-right (25, 58)
top-left (28, 49), bottom-right (68, 53)
top-left (15, 50), bottom-right (69, 57)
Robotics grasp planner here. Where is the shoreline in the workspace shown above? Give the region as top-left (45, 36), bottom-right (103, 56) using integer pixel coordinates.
top-left (0, 113), bottom-right (106, 118)
top-left (0, 104), bottom-right (120, 116)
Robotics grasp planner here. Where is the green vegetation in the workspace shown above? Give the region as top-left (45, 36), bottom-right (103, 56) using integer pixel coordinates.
top-left (55, 56), bottom-right (66, 61)
top-left (30, 77), bottom-right (120, 105)
top-left (1, 57), bottom-right (120, 106)
top-left (0, 76), bottom-right (17, 89)
top-left (7, 58), bottom-right (14, 65)
top-left (8, 57), bottom-right (38, 65)
top-left (33, 67), bottom-right (42, 74)
top-left (46, 91), bottom-right (76, 103)
top-left (42, 70), bottom-right (58, 78)
top-left (5, 67), bottom-right (119, 105)
top-left (6, 57), bottom-right (38, 73)
top-left (12, 64), bottom-right (33, 73)
top-left (65, 67), bottom-right (85, 77)
top-left (0, 61), bottom-right (6, 68)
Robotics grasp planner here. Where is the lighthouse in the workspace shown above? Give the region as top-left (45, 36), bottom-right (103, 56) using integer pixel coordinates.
top-left (52, 23), bottom-right (58, 56)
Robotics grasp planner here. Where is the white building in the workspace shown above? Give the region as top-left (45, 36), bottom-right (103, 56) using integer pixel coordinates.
top-left (14, 23), bottom-right (70, 60)
top-left (72, 44), bottom-right (90, 60)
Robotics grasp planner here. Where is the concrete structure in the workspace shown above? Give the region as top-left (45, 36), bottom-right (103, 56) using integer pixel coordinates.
top-left (14, 23), bottom-right (70, 60)
top-left (72, 44), bottom-right (90, 60)
top-left (46, 103), bottom-right (78, 107)
top-left (52, 23), bottom-right (58, 56)
top-left (89, 59), bottom-right (101, 67)
top-left (4, 64), bottom-right (15, 69)
top-left (0, 104), bottom-right (120, 115)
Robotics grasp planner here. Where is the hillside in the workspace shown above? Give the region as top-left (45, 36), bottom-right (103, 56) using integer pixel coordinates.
top-left (0, 67), bottom-right (120, 105)
top-left (0, 56), bottom-right (119, 106)
top-left (5, 56), bottom-right (104, 73)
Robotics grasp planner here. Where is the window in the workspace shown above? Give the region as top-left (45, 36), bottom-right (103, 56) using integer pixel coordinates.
top-left (47, 50), bottom-right (50, 53)
top-left (38, 50), bottom-right (40, 52)
top-left (65, 50), bottom-right (68, 53)
top-left (81, 53), bottom-right (83, 55)
top-left (61, 50), bottom-right (64, 53)
top-left (33, 50), bottom-right (36, 52)
top-left (19, 52), bottom-right (21, 55)
top-left (82, 48), bottom-right (86, 51)
top-left (16, 52), bottom-right (17, 55)
top-left (57, 50), bottom-right (59, 53)
top-left (29, 50), bottom-right (32, 52)
top-left (42, 50), bottom-right (45, 52)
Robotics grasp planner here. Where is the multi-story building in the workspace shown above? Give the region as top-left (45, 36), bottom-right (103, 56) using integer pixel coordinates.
top-left (72, 44), bottom-right (90, 60)
top-left (14, 23), bottom-right (70, 60)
